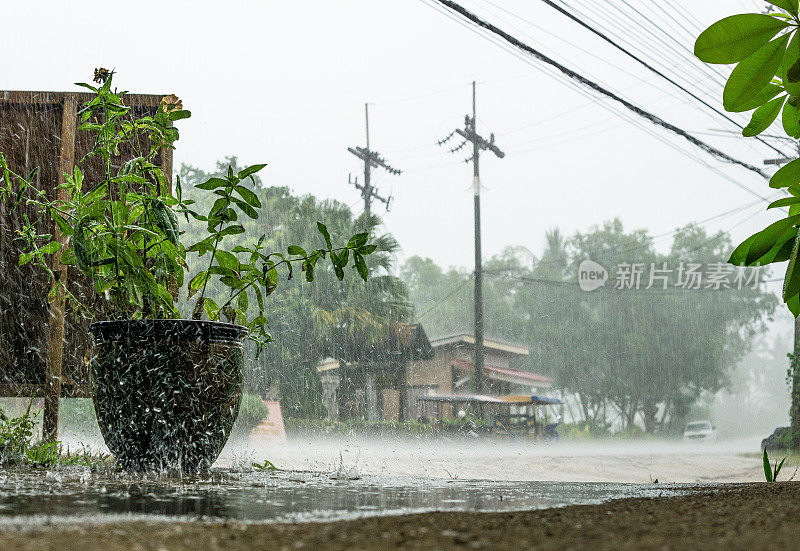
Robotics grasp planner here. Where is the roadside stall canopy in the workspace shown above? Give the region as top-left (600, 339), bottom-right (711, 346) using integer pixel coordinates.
top-left (417, 394), bottom-right (563, 405)
top-left (499, 395), bottom-right (564, 405)
top-left (417, 394), bottom-right (506, 404)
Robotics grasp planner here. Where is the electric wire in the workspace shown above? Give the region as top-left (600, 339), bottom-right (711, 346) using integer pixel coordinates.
top-left (423, 0), bottom-right (770, 179)
top-left (538, 0), bottom-right (791, 159)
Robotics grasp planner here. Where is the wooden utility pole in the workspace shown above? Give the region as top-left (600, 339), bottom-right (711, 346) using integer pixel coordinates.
top-left (347, 103), bottom-right (401, 216)
top-left (439, 81), bottom-right (505, 394)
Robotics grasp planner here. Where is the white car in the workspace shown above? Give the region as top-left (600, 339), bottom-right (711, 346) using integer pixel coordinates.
top-left (683, 420), bottom-right (717, 442)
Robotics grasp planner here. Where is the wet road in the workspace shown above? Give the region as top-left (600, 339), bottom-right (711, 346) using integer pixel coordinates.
top-left (0, 467), bottom-right (700, 524)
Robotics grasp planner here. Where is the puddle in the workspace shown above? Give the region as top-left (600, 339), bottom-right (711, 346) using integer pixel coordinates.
top-left (0, 467), bottom-right (705, 524)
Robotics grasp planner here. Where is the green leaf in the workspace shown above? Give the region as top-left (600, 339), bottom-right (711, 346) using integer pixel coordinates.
top-left (789, 59), bottom-right (800, 84)
top-left (168, 109), bottom-right (191, 121)
top-left (782, 101), bottom-right (800, 138)
top-left (729, 216), bottom-right (800, 265)
top-left (317, 222), bottom-right (332, 249)
top-left (40, 241), bottom-right (63, 255)
top-left (237, 289), bottom-right (249, 311)
top-left (237, 164), bottom-right (267, 180)
top-left (353, 251), bottom-right (368, 282)
top-left (337, 249), bottom-right (349, 268)
top-left (204, 297), bottom-right (220, 321)
top-left (780, 31), bottom-right (800, 96)
top-left (150, 200), bottom-right (179, 245)
top-left (770, 0), bottom-right (799, 15)
top-left (743, 95), bottom-right (786, 136)
top-left (770, 157), bottom-right (800, 188)
top-left (347, 232), bottom-right (369, 249)
top-left (209, 197), bottom-right (230, 219)
top-left (764, 448), bottom-right (773, 481)
top-left (724, 34), bottom-right (790, 112)
top-left (234, 185), bottom-right (262, 209)
top-left (359, 244), bottom-right (377, 255)
top-left (215, 250), bottom-right (240, 271)
top-left (769, 197), bottom-right (800, 209)
top-left (196, 177), bottom-right (229, 190)
top-left (784, 230), bottom-right (800, 301)
top-left (695, 14), bottom-right (788, 64)
top-left (746, 215), bottom-right (800, 265)
top-left (219, 224), bottom-right (246, 237)
top-left (767, 227), bottom-right (796, 263)
top-left (231, 196), bottom-right (259, 219)
top-left (775, 456), bottom-right (787, 479)
top-left (287, 245), bottom-right (307, 256)
top-left (788, 291), bottom-right (800, 317)
top-left (188, 271), bottom-right (208, 293)
top-left (208, 265), bottom-right (238, 278)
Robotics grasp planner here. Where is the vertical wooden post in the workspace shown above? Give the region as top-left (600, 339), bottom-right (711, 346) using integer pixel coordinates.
top-left (42, 95), bottom-right (77, 442)
top-left (160, 139), bottom-right (173, 195)
top-left (397, 367), bottom-right (407, 423)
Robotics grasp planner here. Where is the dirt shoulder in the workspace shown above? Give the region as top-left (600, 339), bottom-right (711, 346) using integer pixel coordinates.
top-left (1, 482), bottom-right (799, 550)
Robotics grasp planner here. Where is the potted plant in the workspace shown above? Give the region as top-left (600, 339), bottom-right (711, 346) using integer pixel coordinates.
top-left (1, 70), bottom-right (375, 471)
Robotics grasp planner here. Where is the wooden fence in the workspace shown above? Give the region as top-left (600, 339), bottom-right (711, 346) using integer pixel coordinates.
top-left (0, 90), bottom-right (172, 438)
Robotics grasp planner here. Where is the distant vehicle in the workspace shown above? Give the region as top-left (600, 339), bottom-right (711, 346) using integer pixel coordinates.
top-left (683, 420), bottom-right (717, 442)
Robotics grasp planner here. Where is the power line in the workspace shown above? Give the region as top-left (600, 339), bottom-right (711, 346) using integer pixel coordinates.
top-left (417, 0), bottom-right (775, 205)
top-left (564, 0), bottom-right (730, 95)
top-left (425, 0), bottom-right (770, 179)
top-left (538, 0), bottom-right (792, 159)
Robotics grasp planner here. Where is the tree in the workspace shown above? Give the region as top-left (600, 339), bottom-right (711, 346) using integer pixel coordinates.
top-left (401, 221), bottom-right (777, 432)
top-left (178, 158), bottom-right (412, 417)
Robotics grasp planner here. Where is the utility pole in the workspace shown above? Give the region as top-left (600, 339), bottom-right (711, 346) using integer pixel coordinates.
top-left (438, 81), bottom-right (505, 394)
top-left (348, 103), bottom-right (401, 216)
top-left (765, 143), bottom-right (800, 449)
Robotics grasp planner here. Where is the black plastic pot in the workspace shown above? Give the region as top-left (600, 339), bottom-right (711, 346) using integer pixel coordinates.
top-left (90, 319), bottom-right (247, 472)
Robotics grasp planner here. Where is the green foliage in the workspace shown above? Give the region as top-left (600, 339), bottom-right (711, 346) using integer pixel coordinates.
top-left (763, 447), bottom-right (787, 481)
top-left (558, 420), bottom-right (614, 440)
top-left (694, 14), bottom-right (789, 64)
top-left (0, 71), bottom-right (376, 352)
top-left (402, 221), bottom-right (776, 433)
top-left (231, 393), bottom-right (270, 433)
top-left (0, 401), bottom-right (62, 466)
top-left (252, 459), bottom-right (277, 471)
top-left (182, 161), bottom-right (373, 352)
top-left (283, 418), bottom-right (434, 438)
top-left (178, 159), bottom-right (412, 418)
top-left (696, 8), bottom-right (800, 316)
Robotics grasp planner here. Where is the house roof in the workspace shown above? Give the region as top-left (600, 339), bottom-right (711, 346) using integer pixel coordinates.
top-left (431, 333), bottom-right (529, 356)
top-left (319, 323), bottom-right (434, 367)
top-left (450, 358), bottom-right (552, 388)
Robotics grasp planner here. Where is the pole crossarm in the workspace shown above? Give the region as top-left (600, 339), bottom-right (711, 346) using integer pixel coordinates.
top-left (347, 146), bottom-right (402, 175)
top-left (347, 104), bottom-right (401, 215)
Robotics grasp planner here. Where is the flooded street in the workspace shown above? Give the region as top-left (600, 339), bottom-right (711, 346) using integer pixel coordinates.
top-left (0, 466), bottom-right (701, 526)
top-left (219, 435), bottom-right (768, 484)
top-left (0, 436), bottom-right (767, 525)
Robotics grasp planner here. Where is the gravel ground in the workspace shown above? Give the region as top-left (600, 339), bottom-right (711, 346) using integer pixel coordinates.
top-left (1, 482), bottom-right (799, 550)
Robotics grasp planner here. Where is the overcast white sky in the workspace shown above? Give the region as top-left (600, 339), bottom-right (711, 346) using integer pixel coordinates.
top-left (1, 0), bottom-right (792, 312)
